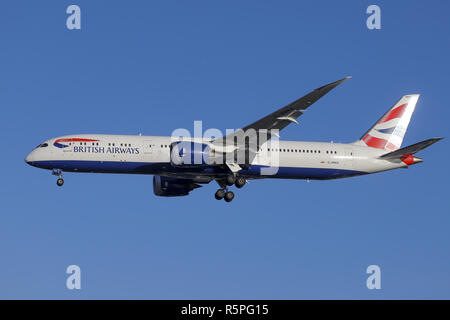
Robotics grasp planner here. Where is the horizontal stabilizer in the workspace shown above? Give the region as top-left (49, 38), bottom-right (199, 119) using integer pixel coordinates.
top-left (379, 137), bottom-right (443, 160)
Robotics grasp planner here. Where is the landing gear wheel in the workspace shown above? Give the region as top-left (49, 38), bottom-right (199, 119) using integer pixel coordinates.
top-left (215, 189), bottom-right (225, 200)
top-left (235, 177), bottom-right (246, 189)
top-left (224, 191), bottom-right (235, 202)
top-left (56, 178), bottom-right (64, 187)
top-left (225, 174), bottom-right (236, 186)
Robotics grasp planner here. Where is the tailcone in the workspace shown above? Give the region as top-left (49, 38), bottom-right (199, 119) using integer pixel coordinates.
top-left (401, 154), bottom-right (423, 165)
top-left (413, 157), bottom-right (423, 164)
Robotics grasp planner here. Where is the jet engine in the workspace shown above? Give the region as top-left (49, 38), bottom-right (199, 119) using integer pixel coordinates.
top-left (170, 141), bottom-right (220, 167)
top-left (153, 175), bottom-right (201, 197)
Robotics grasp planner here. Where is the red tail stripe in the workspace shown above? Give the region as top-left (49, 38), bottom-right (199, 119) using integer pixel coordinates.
top-left (385, 142), bottom-right (398, 151)
top-left (363, 135), bottom-right (388, 149)
top-left (378, 103), bottom-right (408, 123)
top-left (363, 134), bottom-right (399, 150)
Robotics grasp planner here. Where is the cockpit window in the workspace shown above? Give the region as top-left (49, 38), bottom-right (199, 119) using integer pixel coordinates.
top-left (35, 143), bottom-right (48, 149)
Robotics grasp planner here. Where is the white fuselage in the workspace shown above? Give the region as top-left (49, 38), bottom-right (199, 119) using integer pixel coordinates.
top-left (25, 134), bottom-right (407, 180)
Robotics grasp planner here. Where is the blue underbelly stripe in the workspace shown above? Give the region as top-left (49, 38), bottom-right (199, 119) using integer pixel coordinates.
top-left (30, 160), bottom-right (366, 179)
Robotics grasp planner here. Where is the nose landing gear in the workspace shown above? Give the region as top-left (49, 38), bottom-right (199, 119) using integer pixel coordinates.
top-left (52, 169), bottom-right (64, 187)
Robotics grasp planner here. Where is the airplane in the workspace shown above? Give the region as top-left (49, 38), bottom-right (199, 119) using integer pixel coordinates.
top-left (25, 77), bottom-right (442, 202)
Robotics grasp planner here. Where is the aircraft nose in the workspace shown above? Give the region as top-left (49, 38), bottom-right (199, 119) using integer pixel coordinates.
top-left (25, 152), bottom-right (34, 165)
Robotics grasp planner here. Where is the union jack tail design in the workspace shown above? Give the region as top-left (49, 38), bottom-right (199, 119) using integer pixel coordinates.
top-left (353, 94), bottom-right (419, 151)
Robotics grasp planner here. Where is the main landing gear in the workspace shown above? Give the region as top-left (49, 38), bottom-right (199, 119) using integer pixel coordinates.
top-left (235, 176), bottom-right (246, 189)
top-left (225, 174), bottom-right (236, 186)
top-left (215, 188), bottom-right (234, 202)
top-left (214, 174), bottom-right (246, 202)
top-left (52, 169), bottom-right (64, 187)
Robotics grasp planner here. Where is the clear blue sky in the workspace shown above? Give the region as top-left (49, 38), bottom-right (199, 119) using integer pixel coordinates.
top-left (1, 0), bottom-right (449, 299)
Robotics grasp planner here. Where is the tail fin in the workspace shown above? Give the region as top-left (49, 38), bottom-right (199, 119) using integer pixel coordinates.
top-left (353, 94), bottom-right (420, 151)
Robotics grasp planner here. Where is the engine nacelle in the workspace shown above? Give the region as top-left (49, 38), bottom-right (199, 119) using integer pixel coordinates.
top-left (153, 175), bottom-right (201, 197)
top-left (170, 141), bottom-right (216, 167)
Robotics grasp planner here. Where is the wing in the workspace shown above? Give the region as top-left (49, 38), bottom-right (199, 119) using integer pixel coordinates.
top-left (214, 76), bottom-right (351, 146)
top-left (212, 77), bottom-right (351, 169)
top-left (242, 76), bottom-right (351, 134)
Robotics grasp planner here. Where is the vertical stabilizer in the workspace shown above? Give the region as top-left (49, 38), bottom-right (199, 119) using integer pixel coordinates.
top-left (353, 94), bottom-right (419, 151)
